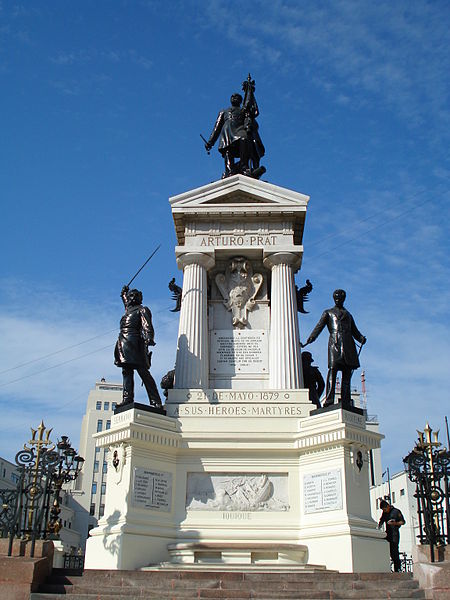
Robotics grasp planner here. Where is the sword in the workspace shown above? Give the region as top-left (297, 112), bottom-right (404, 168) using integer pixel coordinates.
top-left (126, 244), bottom-right (161, 288)
top-left (200, 134), bottom-right (210, 154)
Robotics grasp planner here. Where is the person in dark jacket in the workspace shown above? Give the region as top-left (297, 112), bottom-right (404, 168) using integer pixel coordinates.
top-left (378, 499), bottom-right (405, 572)
top-left (114, 285), bottom-right (162, 408)
top-left (304, 289), bottom-right (366, 408)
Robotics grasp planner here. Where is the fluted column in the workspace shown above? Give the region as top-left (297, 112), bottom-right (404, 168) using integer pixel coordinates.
top-left (264, 252), bottom-right (303, 389)
top-left (174, 252), bottom-right (214, 389)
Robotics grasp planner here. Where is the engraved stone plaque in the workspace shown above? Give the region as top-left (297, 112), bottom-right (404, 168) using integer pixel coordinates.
top-left (210, 329), bottom-right (268, 374)
top-left (132, 467), bottom-right (172, 511)
top-left (186, 472), bottom-right (289, 511)
top-left (303, 469), bottom-right (343, 514)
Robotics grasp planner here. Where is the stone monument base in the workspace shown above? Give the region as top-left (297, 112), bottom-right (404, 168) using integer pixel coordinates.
top-left (85, 391), bottom-right (389, 573)
top-left (165, 542), bottom-right (312, 567)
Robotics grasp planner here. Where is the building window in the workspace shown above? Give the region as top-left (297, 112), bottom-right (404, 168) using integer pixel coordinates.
top-left (68, 522), bottom-right (72, 529)
top-left (102, 461), bottom-right (108, 474)
top-left (392, 492), bottom-right (396, 503)
top-left (101, 482), bottom-right (106, 496)
top-left (112, 402), bottom-right (117, 411)
top-left (400, 489), bottom-right (405, 496)
top-left (104, 402), bottom-right (109, 411)
top-left (2, 468), bottom-right (5, 478)
top-left (96, 401), bottom-right (101, 410)
top-left (92, 482), bottom-right (97, 495)
top-left (106, 420), bottom-right (111, 430)
top-left (93, 461), bottom-right (99, 473)
top-left (90, 503), bottom-right (95, 516)
top-left (97, 420), bottom-right (103, 432)
top-left (95, 447), bottom-right (100, 454)
top-left (99, 504), bottom-right (105, 518)
top-left (11, 473), bottom-right (19, 483)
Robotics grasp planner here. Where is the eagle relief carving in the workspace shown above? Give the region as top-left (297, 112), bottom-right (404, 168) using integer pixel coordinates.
top-left (215, 257), bottom-right (263, 328)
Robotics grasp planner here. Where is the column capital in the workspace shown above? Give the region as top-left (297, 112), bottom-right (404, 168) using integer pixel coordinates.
top-left (176, 251), bottom-right (215, 271)
top-left (263, 251), bottom-right (302, 270)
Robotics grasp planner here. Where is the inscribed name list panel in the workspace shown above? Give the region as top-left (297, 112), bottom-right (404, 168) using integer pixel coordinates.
top-left (210, 329), bottom-right (268, 375)
top-left (303, 470), bottom-right (343, 514)
top-left (132, 467), bottom-right (173, 512)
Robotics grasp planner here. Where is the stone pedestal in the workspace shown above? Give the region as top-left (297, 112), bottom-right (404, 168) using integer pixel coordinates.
top-left (0, 540), bottom-right (53, 600)
top-left (85, 399), bottom-right (387, 572)
top-left (85, 176), bottom-right (388, 573)
top-left (413, 545), bottom-right (450, 599)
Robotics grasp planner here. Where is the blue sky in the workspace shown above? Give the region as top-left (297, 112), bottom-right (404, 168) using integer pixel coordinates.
top-left (0, 1), bottom-right (449, 475)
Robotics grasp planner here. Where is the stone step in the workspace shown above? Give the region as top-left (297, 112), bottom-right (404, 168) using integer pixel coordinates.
top-left (32, 570), bottom-right (425, 600)
top-left (30, 590), bottom-right (426, 600)
top-left (41, 576), bottom-right (421, 591)
top-left (50, 569), bottom-right (416, 584)
top-left (31, 588), bottom-right (425, 600)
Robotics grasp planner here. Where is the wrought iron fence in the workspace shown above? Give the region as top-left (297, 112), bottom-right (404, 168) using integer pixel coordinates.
top-left (63, 552), bottom-right (85, 570)
top-left (391, 552), bottom-right (413, 573)
top-left (0, 421), bottom-right (84, 557)
top-left (403, 423), bottom-right (450, 562)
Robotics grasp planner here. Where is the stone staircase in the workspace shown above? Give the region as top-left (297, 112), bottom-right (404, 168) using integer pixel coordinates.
top-left (29, 568), bottom-right (426, 599)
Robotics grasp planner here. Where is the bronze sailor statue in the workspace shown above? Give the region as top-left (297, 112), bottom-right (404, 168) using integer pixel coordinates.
top-left (114, 285), bottom-right (162, 408)
top-left (204, 74), bottom-right (266, 179)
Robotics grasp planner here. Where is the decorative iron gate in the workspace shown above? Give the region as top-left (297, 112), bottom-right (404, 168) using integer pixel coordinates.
top-left (403, 423), bottom-right (450, 562)
top-left (0, 421), bottom-right (84, 557)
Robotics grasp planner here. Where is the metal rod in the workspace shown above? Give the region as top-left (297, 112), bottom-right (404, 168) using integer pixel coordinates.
top-left (127, 244), bottom-right (161, 288)
top-left (387, 466), bottom-right (392, 502)
top-left (200, 134), bottom-right (210, 154)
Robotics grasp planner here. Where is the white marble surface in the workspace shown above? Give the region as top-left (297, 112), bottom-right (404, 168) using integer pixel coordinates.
top-left (132, 467), bottom-right (172, 511)
top-left (303, 469), bottom-right (343, 514)
top-left (186, 472), bottom-right (289, 512)
top-left (210, 330), bottom-right (268, 375)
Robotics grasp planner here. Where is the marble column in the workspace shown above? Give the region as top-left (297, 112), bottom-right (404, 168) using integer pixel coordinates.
top-left (174, 252), bottom-right (214, 389)
top-left (263, 252), bottom-right (303, 389)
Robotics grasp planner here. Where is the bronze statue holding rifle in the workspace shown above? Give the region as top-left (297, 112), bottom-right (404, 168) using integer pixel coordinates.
top-left (114, 247), bottom-right (163, 409)
top-left (303, 289), bottom-right (366, 409)
top-left (203, 74), bottom-right (266, 179)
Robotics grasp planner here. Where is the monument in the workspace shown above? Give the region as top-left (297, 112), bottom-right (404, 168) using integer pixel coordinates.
top-left (84, 77), bottom-right (388, 573)
top-left (303, 289), bottom-right (366, 408)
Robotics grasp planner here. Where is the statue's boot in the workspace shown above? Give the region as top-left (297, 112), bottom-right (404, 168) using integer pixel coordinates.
top-left (137, 367), bottom-right (163, 408)
top-left (340, 368), bottom-right (353, 408)
top-left (323, 368), bottom-right (337, 406)
top-left (120, 366), bottom-right (135, 406)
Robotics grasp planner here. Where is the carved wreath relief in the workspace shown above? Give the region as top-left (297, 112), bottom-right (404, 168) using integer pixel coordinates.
top-left (215, 257), bottom-right (263, 328)
top-left (186, 473), bottom-right (289, 511)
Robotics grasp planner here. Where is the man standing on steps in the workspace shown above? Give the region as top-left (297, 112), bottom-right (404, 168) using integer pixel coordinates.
top-left (303, 289), bottom-right (366, 408)
top-left (114, 285), bottom-right (162, 408)
top-left (378, 499), bottom-right (405, 572)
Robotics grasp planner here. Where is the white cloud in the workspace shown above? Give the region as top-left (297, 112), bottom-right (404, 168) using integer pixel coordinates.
top-left (0, 281), bottom-right (178, 460)
top-left (199, 0), bottom-right (450, 138)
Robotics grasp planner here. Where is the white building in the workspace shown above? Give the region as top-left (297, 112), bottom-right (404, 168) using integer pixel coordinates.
top-left (71, 379), bottom-right (122, 549)
top-left (0, 455), bottom-right (20, 490)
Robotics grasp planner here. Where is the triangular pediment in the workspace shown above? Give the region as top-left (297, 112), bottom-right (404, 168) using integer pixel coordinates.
top-left (169, 174), bottom-right (309, 209)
